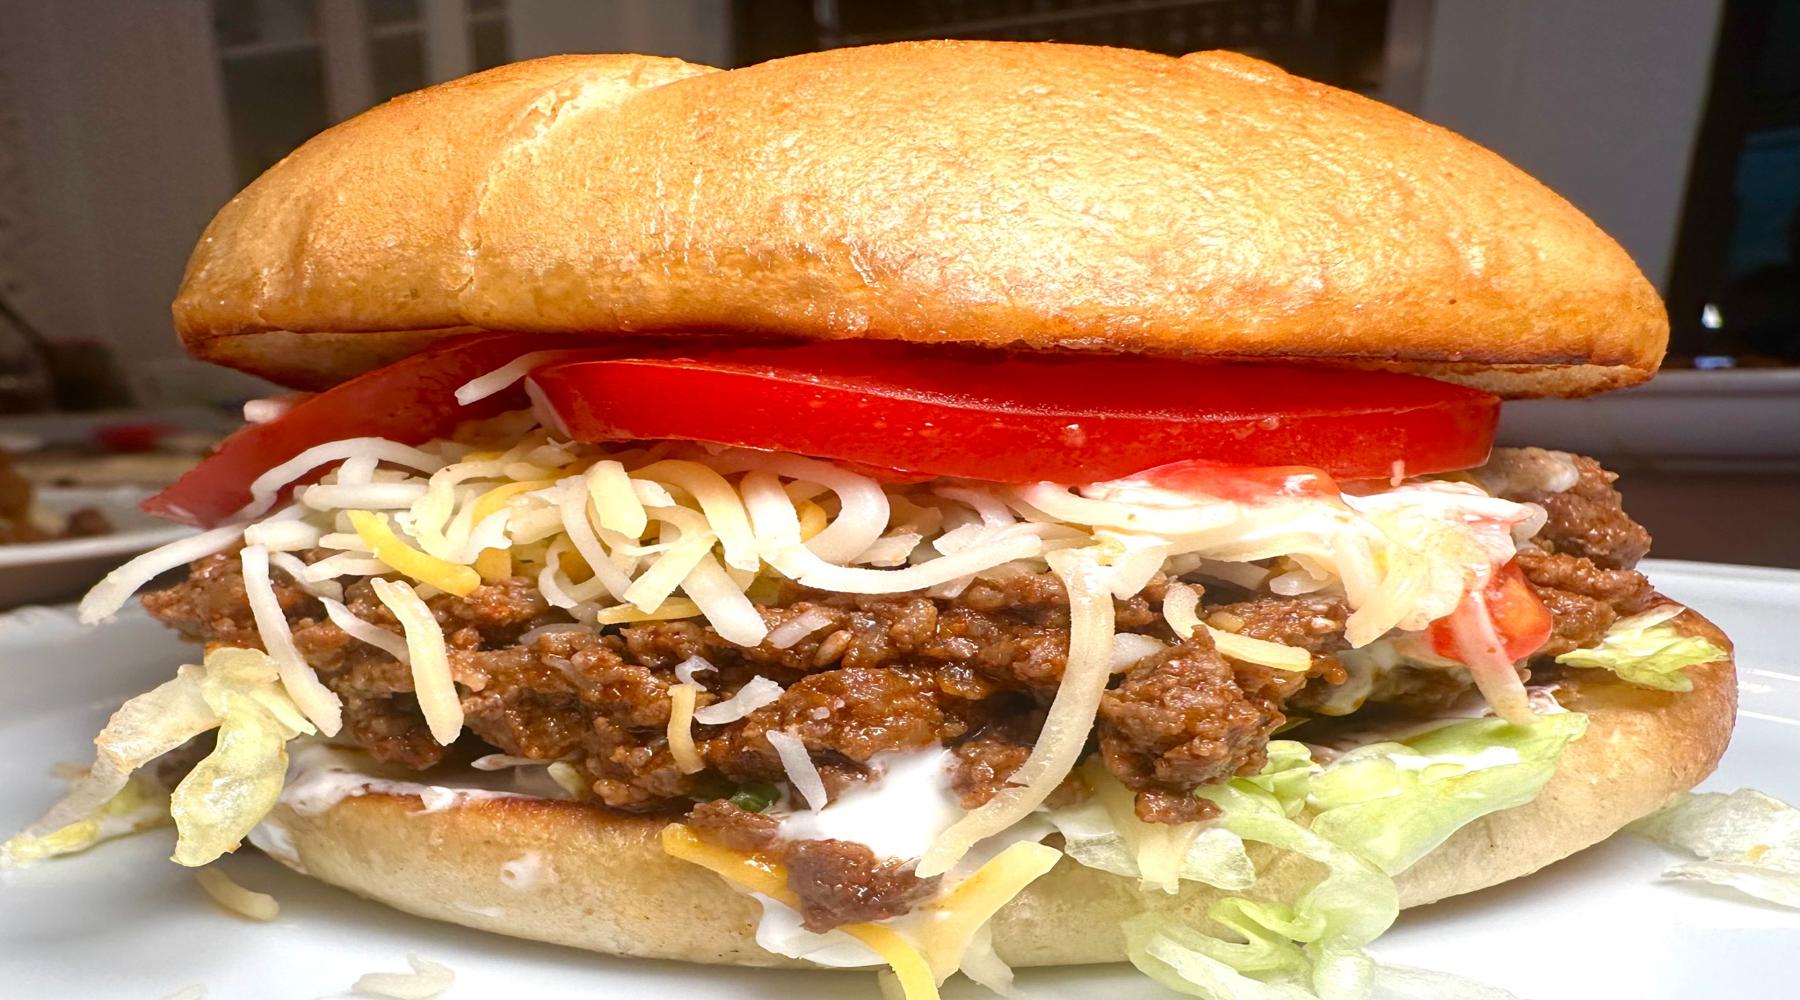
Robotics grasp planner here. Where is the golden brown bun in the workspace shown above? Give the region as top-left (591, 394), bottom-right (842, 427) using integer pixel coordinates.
top-left (258, 611), bottom-right (1733, 969)
top-left (175, 43), bottom-right (1666, 398)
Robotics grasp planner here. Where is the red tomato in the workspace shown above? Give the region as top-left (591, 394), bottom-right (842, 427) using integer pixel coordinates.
top-left (530, 342), bottom-right (1498, 484)
top-left (1429, 562), bottom-right (1553, 663)
top-left (143, 332), bottom-right (588, 527)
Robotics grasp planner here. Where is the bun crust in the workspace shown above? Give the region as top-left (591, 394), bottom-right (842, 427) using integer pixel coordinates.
top-left (175, 43), bottom-right (1665, 397)
top-left (257, 610), bottom-right (1734, 969)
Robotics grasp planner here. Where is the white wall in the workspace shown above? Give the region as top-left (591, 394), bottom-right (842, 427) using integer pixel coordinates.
top-left (1, 1), bottom-right (251, 400)
top-left (1419, 1), bottom-right (1723, 291)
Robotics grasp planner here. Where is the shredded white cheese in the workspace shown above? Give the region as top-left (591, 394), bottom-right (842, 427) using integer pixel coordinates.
top-left (768, 730), bottom-right (828, 812)
top-left (240, 544), bottom-right (343, 735)
top-left (918, 546), bottom-right (1117, 877)
top-left (193, 866), bottom-right (279, 921)
top-left (667, 684), bottom-right (705, 774)
top-left (370, 579), bottom-right (462, 745)
top-left (351, 955), bottom-right (455, 999)
top-left (694, 676), bottom-right (783, 725)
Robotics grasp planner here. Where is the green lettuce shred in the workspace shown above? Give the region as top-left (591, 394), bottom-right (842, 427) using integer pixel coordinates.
top-left (1554, 604), bottom-right (1727, 691)
top-left (1630, 788), bottom-right (1800, 909)
top-left (1306, 712), bottom-right (1590, 874)
top-left (1104, 714), bottom-right (1593, 999)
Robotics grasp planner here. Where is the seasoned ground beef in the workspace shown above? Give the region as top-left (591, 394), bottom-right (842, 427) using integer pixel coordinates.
top-left (1515, 548), bottom-right (1657, 656)
top-left (139, 451), bottom-right (1656, 925)
top-left (1208, 594), bottom-right (1351, 682)
top-left (1487, 453), bottom-right (1657, 660)
top-left (1513, 455), bottom-right (1652, 570)
top-left (142, 555), bottom-right (1160, 811)
top-left (687, 799), bottom-right (939, 930)
top-left (1098, 630), bottom-right (1304, 822)
top-left (785, 840), bottom-right (941, 931)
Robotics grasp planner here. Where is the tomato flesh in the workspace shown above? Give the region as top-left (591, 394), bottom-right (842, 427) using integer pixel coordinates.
top-left (531, 342), bottom-right (1498, 485)
top-left (144, 332), bottom-right (587, 527)
top-left (148, 337), bottom-right (1500, 528)
top-left (1429, 562), bottom-right (1553, 664)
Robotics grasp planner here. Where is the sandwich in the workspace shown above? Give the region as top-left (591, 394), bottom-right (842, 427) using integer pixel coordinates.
top-left (4, 42), bottom-right (1739, 999)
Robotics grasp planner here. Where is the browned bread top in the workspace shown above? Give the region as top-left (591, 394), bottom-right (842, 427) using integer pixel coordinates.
top-left (174, 43), bottom-right (1667, 397)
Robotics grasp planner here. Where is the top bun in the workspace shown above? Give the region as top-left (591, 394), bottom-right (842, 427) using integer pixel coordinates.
top-left (174, 43), bottom-right (1667, 397)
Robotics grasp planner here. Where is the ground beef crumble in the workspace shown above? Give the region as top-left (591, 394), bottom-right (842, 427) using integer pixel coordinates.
top-left (138, 450), bottom-right (1654, 930)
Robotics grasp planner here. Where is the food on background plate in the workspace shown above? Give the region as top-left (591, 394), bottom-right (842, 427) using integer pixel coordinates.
top-left (4, 41), bottom-right (1770, 1000)
top-left (0, 449), bottom-right (112, 544)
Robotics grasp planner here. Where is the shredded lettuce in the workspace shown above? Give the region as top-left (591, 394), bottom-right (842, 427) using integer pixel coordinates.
top-left (1242, 740), bottom-right (1318, 817)
top-left (1047, 789), bottom-right (1257, 893)
top-left (1629, 788), bottom-right (1800, 909)
top-left (0, 772), bottom-right (170, 866)
top-left (1306, 712), bottom-right (1590, 874)
top-left (1097, 719), bottom-right (1593, 1000)
top-left (1554, 604), bottom-right (1727, 692)
top-left (2, 646), bottom-right (311, 870)
top-left (1122, 777), bottom-right (1398, 999)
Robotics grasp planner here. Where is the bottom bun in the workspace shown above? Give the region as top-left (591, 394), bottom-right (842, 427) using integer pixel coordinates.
top-left (258, 611), bottom-right (1735, 969)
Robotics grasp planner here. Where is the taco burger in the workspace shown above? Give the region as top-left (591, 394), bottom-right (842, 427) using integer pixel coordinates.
top-left (7, 42), bottom-right (1734, 998)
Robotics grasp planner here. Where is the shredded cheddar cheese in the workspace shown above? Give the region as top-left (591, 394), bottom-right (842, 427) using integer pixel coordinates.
top-left (915, 841), bottom-right (1060, 979)
top-left (473, 548), bottom-right (511, 583)
top-left (348, 511), bottom-right (480, 596)
top-left (469, 479), bottom-right (553, 525)
top-left (592, 598), bottom-right (702, 625)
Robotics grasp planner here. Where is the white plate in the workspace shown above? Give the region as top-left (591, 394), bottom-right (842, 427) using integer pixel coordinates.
top-left (0, 487), bottom-right (192, 608)
top-left (1, 560), bottom-right (1796, 999)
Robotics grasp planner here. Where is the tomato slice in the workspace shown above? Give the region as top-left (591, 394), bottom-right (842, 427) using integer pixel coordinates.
top-left (144, 332), bottom-right (588, 527)
top-left (1428, 561), bottom-right (1554, 664)
top-left (530, 342), bottom-right (1498, 484)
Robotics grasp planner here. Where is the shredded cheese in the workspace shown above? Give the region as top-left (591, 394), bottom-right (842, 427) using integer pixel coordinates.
top-left (350, 954), bottom-right (455, 999)
top-left (349, 511), bottom-right (481, 596)
top-left (320, 597), bottom-right (410, 663)
top-left (692, 675), bottom-right (782, 725)
top-left (768, 730), bottom-right (828, 811)
top-left (1163, 582), bottom-right (1310, 672)
top-left (660, 825), bottom-right (941, 1000)
top-left (194, 866), bottom-right (279, 921)
top-left (473, 548), bottom-right (512, 582)
top-left (79, 413), bottom-right (1554, 881)
top-left (591, 598), bottom-right (702, 624)
top-left (915, 841), bottom-right (1061, 980)
top-left (667, 684), bottom-right (705, 774)
top-left (546, 762), bottom-right (588, 799)
top-left (239, 545), bottom-right (342, 735)
top-left (918, 547), bottom-right (1115, 878)
top-left (370, 579), bottom-right (462, 745)
top-left (469, 479), bottom-right (553, 524)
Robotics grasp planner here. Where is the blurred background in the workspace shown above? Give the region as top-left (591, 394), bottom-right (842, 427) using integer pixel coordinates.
top-left (0, 0), bottom-right (1793, 585)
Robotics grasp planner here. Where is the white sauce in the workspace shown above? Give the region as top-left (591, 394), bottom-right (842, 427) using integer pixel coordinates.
top-left (776, 749), bottom-right (962, 862)
top-left (247, 819), bottom-right (303, 871)
top-left (752, 893), bottom-right (883, 967)
top-left (279, 744), bottom-right (550, 816)
top-left (499, 852), bottom-right (555, 890)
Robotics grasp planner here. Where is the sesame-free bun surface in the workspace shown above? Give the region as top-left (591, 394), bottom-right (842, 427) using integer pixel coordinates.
top-left (257, 612), bottom-right (1733, 969)
top-left (175, 43), bottom-right (1666, 397)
